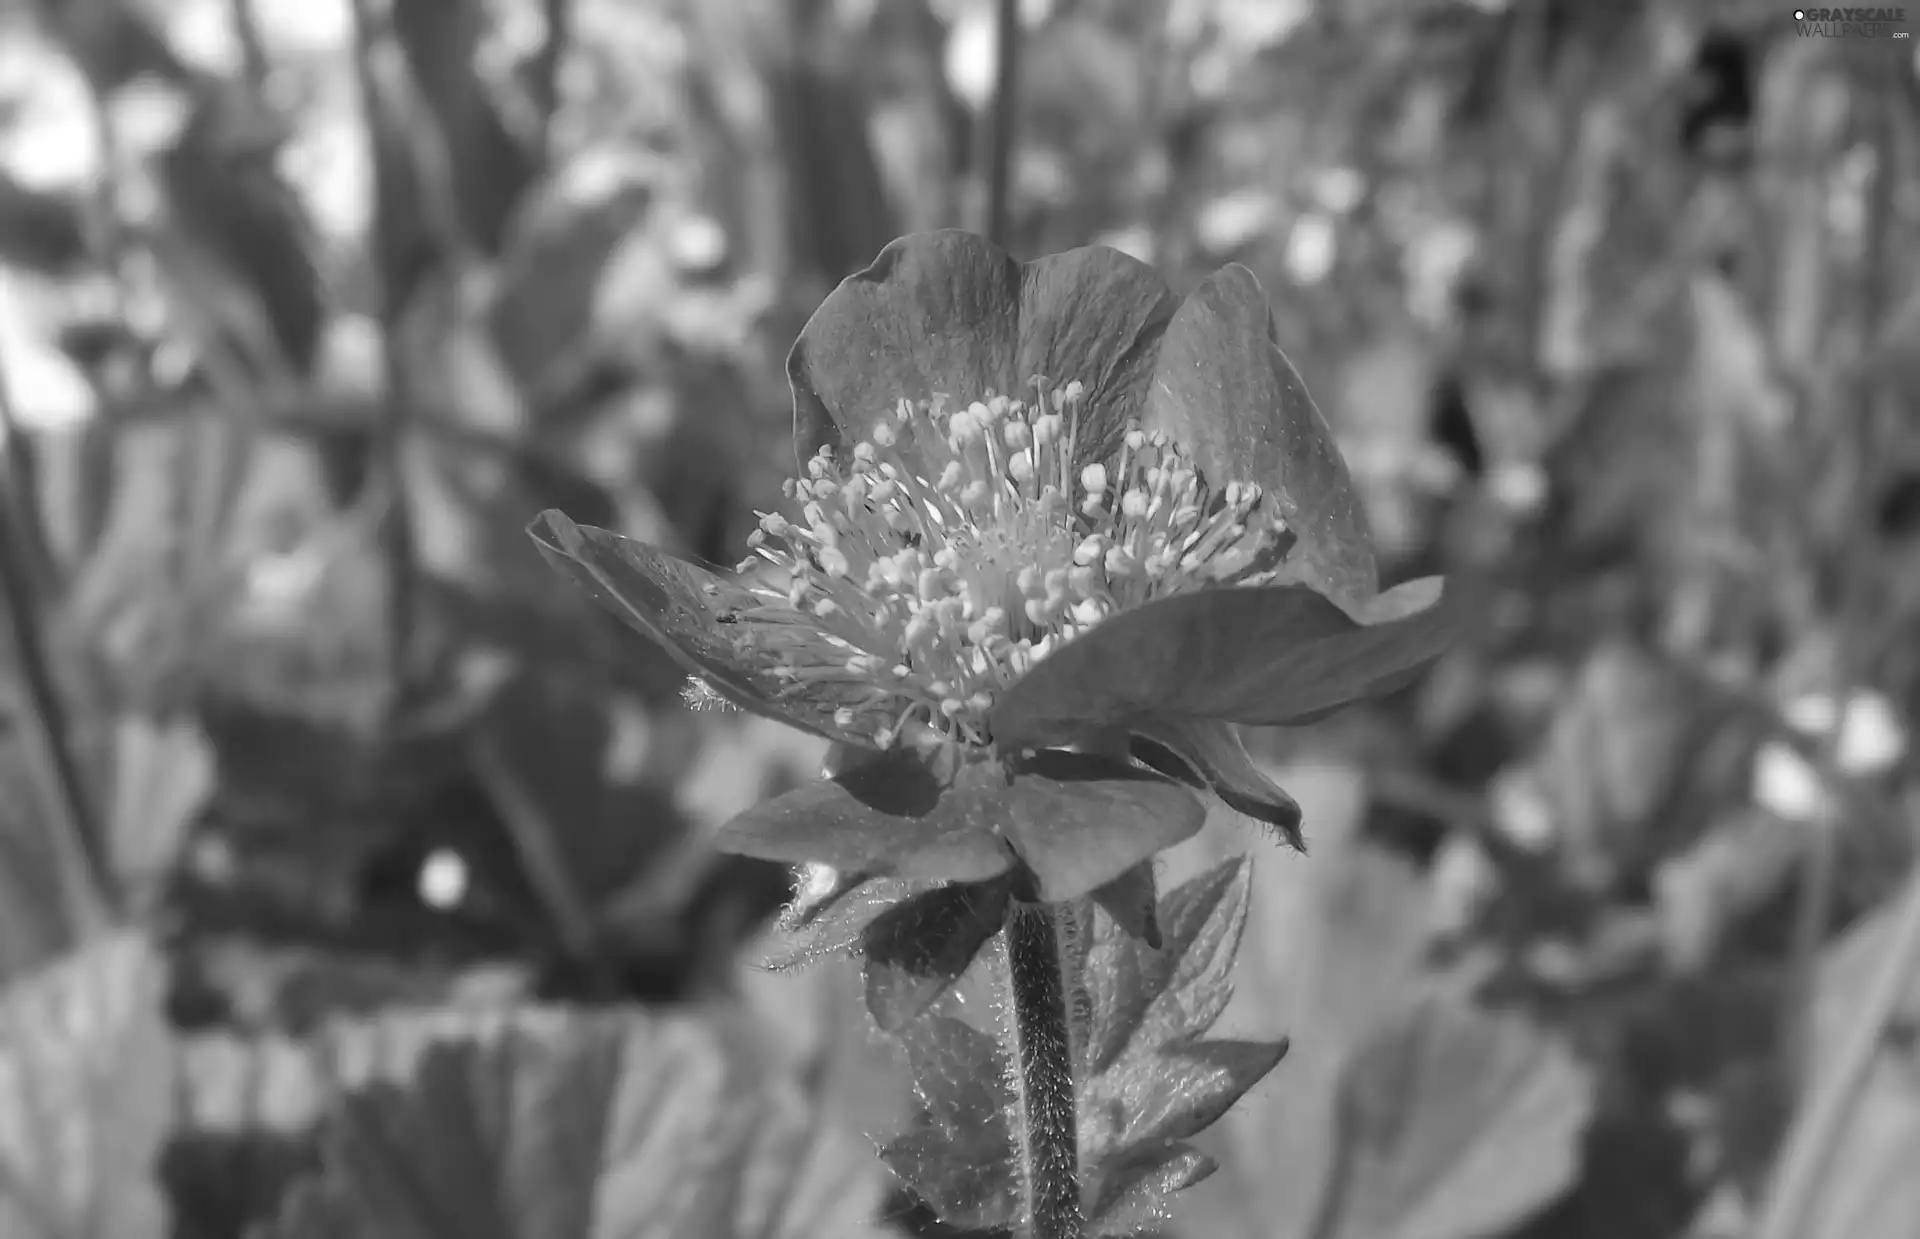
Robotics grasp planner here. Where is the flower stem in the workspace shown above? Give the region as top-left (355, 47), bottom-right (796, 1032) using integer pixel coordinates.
top-left (1006, 897), bottom-right (1083, 1239)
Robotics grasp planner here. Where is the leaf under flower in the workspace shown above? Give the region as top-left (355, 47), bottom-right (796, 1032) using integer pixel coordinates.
top-left (718, 749), bottom-right (1206, 904)
top-left (1074, 857), bottom-right (1287, 1235)
top-left (990, 576), bottom-right (1457, 752)
top-left (716, 749), bottom-right (1015, 883)
top-left (995, 751), bottom-right (1207, 902)
top-left (862, 878), bottom-right (1013, 1032)
top-left (881, 1015), bottom-right (1023, 1231)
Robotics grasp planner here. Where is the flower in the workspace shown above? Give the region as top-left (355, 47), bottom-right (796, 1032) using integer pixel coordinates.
top-left (532, 230), bottom-right (1455, 904)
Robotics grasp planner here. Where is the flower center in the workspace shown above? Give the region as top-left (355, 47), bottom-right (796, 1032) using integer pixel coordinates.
top-left (720, 378), bottom-right (1288, 749)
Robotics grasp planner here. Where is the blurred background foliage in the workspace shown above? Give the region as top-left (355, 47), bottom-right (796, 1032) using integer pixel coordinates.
top-left (0, 0), bottom-right (1917, 1236)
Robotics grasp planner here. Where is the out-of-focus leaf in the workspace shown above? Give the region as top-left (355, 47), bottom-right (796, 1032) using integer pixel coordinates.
top-left (0, 175), bottom-right (88, 275)
top-left (1801, 896), bottom-right (1920, 1239)
top-left (0, 934), bottom-right (176, 1239)
top-left (989, 578), bottom-right (1456, 753)
top-left (108, 715), bottom-right (215, 906)
top-left (1165, 763), bottom-right (1431, 1239)
top-left (862, 877), bottom-right (1012, 1032)
top-left (1305, 994), bottom-right (1594, 1239)
top-left (260, 1009), bottom-right (899, 1239)
top-left (155, 85), bottom-right (325, 377)
top-left (881, 1014), bottom-right (1022, 1231)
top-left (389, 0), bottom-right (537, 255)
top-left (492, 181), bottom-right (654, 403)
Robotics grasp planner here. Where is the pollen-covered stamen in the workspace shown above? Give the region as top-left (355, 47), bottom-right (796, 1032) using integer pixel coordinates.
top-left (720, 379), bottom-right (1289, 749)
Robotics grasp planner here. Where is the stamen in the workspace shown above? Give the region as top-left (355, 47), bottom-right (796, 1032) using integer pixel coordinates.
top-left (716, 379), bottom-right (1288, 749)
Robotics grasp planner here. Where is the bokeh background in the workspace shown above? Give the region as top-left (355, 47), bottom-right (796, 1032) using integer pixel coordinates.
top-left (0, 0), bottom-right (1917, 1236)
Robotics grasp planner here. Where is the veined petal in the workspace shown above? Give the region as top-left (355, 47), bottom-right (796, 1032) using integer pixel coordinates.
top-left (1143, 264), bottom-right (1377, 614)
top-left (990, 577), bottom-right (1457, 751)
top-left (788, 230), bottom-right (1176, 476)
top-left (790, 231), bottom-right (1021, 476)
top-left (1015, 245), bottom-right (1178, 470)
top-left (1132, 717), bottom-right (1304, 851)
top-left (528, 510), bottom-right (870, 746)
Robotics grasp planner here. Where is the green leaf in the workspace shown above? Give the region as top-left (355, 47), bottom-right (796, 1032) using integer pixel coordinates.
top-left (990, 577), bottom-right (1456, 752)
top-left (259, 1009), bottom-right (899, 1239)
top-left (1090, 863), bottom-right (1161, 949)
top-left (1089, 1039), bottom-right (1290, 1154)
top-left (720, 751), bottom-right (1203, 902)
top-left (717, 751), bottom-right (1015, 882)
top-left (863, 878), bottom-right (1013, 1032)
top-left (1088, 1142), bottom-right (1218, 1237)
top-left (881, 1015), bottom-right (1022, 1231)
top-left (1073, 858), bottom-right (1283, 1231)
top-left (1306, 994), bottom-right (1593, 1239)
top-left (1084, 858), bottom-right (1252, 1076)
top-left (1802, 897), bottom-right (1920, 1239)
top-left (760, 874), bottom-right (936, 970)
top-left (1140, 263), bottom-right (1377, 614)
top-left (996, 752), bottom-right (1207, 901)
top-left (0, 934), bottom-right (176, 1239)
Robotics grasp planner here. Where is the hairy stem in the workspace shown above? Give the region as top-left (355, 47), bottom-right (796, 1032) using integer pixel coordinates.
top-left (1006, 898), bottom-right (1083, 1239)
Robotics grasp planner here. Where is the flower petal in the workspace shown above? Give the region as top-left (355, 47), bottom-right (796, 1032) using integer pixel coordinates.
top-left (862, 877), bottom-right (1013, 1031)
top-left (788, 230), bottom-right (1177, 474)
top-left (789, 231), bottom-right (1021, 473)
top-left (1132, 717), bottom-right (1304, 851)
top-left (997, 751), bottom-right (1206, 902)
top-left (990, 576), bottom-right (1457, 750)
top-left (715, 749), bottom-right (1016, 882)
top-left (528, 510), bottom-right (868, 745)
top-left (1015, 245), bottom-right (1179, 469)
top-left (1144, 264), bottom-right (1377, 613)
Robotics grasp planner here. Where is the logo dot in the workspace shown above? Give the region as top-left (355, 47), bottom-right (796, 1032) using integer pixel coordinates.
top-left (1792, 7), bottom-right (1804, 15)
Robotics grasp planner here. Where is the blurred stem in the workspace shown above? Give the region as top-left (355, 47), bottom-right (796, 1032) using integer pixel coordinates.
top-left (1005, 898), bottom-right (1083, 1239)
top-left (1751, 815), bottom-right (1920, 1239)
top-left (982, 0), bottom-right (1022, 246)
top-left (0, 361), bottom-right (116, 933)
top-left (229, 0), bottom-right (270, 90)
top-left (347, 0), bottom-right (420, 712)
top-left (470, 731), bottom-right (602, 967)
top-left (531, 0), bottom-right (571, 162)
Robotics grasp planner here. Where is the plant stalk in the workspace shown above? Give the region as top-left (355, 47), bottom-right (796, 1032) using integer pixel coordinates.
top-left (982, 0), bottom-right (1022, 246)
top-left (1006, 898), bottom-right (1083, 1239)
